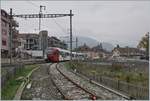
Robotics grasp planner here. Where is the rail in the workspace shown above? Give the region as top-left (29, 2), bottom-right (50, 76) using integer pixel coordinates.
top-left (49, 63), bottom-right (100, 100)
top-left (72, 63), bottom-right (149, 100)
top-left (56, 63), bottom-right (100, 100)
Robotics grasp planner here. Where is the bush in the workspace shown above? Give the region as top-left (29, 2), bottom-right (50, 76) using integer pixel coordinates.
top-left (126, 75), bottom-right (130, 83)
top-left (111, 64), bottom-right (123, 71)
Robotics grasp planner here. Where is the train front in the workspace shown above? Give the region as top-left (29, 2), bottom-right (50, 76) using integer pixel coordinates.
top-left (46, 48), bottom-right (59, 62)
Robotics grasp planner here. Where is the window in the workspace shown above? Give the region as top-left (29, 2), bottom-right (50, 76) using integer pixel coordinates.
top-left (19, 42), bottom-right (21, 46)
top-left (2, 40), bottom-right (7, 46)
top-left (4, 21), bottom-right (7, 27)
top-left (2, 20), bottom-right (7, 27)
top-left (2, 29), bottom-right (7, 35)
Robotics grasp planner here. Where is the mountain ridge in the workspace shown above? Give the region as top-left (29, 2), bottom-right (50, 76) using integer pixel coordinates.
top-left (60, 36), bottom-right (114, 52)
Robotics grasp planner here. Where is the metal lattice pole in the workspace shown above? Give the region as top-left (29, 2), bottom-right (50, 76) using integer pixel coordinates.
top-left (39, 5), bottom-right (46, 32)
top-left (70, 10), bottom-right (73, 63)
top-left (9, 8), bottom-right (12, 64)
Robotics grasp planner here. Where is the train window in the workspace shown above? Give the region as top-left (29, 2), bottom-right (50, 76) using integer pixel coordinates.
top-left (66, 52), bottom-right (69, 56)
top-left (47, 50), bottom-right (53, 54)
top-left (59, 51), bottom-right (62, 55)
top-left (60, 51), bottom-right (64, 57)
top-left (64, 53), bottom-right (68, 57)
top-left (72, 54), bottom-right (74, 57)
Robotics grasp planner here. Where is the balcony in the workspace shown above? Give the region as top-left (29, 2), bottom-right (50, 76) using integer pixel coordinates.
top-left (12, 20), bottom-right (19, 27)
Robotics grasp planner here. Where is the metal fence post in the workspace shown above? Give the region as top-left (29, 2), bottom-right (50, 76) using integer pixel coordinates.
top-left (117, 80), bottom-right (120, 90)
top-left (128, 83), bottom-right (130, 94)
top-left (100, 75), bottom-right (102, 83)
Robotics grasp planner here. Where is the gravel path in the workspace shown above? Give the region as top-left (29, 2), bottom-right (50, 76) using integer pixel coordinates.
top-left (21, 63), bottom-right (63, 100)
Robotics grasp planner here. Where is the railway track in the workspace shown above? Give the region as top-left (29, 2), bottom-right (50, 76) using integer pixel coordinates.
top-left (49, 63), bottom-right (98, 100)
top-left (68, 65), bottom-right (131, 100)
top-left (49, 63), bottom-right (131, 100)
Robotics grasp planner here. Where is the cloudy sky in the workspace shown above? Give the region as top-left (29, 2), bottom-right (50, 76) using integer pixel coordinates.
top-left (1, 0), bottom-right (150, 47)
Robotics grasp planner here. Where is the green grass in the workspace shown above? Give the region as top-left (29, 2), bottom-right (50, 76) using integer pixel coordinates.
top-left (1, 64), bottom-right (38, 100)
top-left (64, 61), bottom-right (149, 87)
top-left (63, 62), bottom-right (72, 70)
top-left (1, 68), bottom-right (7, 76)
top-left (1, 79), bottom-right (22, 100)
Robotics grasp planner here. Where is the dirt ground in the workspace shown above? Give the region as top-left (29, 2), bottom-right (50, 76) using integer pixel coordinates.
top-left (21, 63), bottom-right (63, 100)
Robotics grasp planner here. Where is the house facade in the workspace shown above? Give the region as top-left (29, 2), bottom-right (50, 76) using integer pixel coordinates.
top-left (112, 47), bottom-right (146, 59)
top-left (76, 43), bottom-right (111, 60)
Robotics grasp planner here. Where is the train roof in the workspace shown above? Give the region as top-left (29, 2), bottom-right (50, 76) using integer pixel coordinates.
top-left (47, 47), bottom-right (70, 53)
top-left (46, 47), bottom-right (86, 55)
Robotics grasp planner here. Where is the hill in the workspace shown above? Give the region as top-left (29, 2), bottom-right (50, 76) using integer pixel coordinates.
top-left (60, 36), bottom-right (114, 52)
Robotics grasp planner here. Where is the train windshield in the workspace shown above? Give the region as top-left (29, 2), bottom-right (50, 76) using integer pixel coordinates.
top-left (46, 48), bottom-right (54, 54)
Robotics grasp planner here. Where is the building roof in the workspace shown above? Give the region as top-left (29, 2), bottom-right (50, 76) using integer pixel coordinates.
top-left (92, 43), bottom-right (103, 52)
top-left (50, 36), bottom-right (60, 41)
top-left (18, 33), bottom-right (39, 38)
top-left (77, 43), bottom-right (91, 52)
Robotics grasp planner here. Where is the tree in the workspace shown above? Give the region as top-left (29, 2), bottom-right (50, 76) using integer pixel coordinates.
top-left (99, 43), bottom-right (103, 49)
top-left (116, 44), bottom-right (120, 48)
top-left (137, 32), bottom-right (149, 56)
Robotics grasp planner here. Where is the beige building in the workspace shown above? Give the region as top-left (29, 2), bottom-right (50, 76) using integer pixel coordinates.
top-left (112, 47), bottom-right (146, 59)
top-left (76, 43), bottom-right (111, 60)
top-left (75, 43), bottom-right (100, 60)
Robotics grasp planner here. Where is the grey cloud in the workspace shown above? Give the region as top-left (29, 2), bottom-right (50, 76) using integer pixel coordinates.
top-left (1, 1), bottom-right (150, 47)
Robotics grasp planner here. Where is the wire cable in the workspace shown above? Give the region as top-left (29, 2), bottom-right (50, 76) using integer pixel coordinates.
top-left (26, 0), bottom-right (39, 8)
top-left (24, 2), bottom-right (69, 36)
top-left (44, 10), bottom-right (68, 35)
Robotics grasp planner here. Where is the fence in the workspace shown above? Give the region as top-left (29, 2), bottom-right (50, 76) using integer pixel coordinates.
top-left (1, 58), bottom-right (45, 65)
top-left (76, 69), bottom-right (149, 100)
top-left (1, 59), bottom-right (45, 89)
top-left (1, 63), bottom-right (25, 89)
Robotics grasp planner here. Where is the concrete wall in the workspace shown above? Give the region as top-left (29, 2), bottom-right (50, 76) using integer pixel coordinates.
top-left (39, 30), bottom-right (48, 50)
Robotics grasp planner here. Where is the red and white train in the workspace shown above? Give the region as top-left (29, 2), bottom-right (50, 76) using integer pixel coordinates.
top-left (44, 47), bottom-right (87, 62)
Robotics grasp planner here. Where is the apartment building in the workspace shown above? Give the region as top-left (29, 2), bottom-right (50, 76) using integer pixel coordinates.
top-left (1, 9), bottom-right (10, 57)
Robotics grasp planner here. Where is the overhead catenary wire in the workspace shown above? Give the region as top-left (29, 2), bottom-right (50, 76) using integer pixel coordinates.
top-left (20, 1), bottom-right (74, 53)
top-left (52, 19), bottom-right (67, 34)
top-left (26, 0), bottom-right (39, 8)
top-left (45, 10), bottom-right (67, 35)
top-left (25, 1), bottom-right (68, 35)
